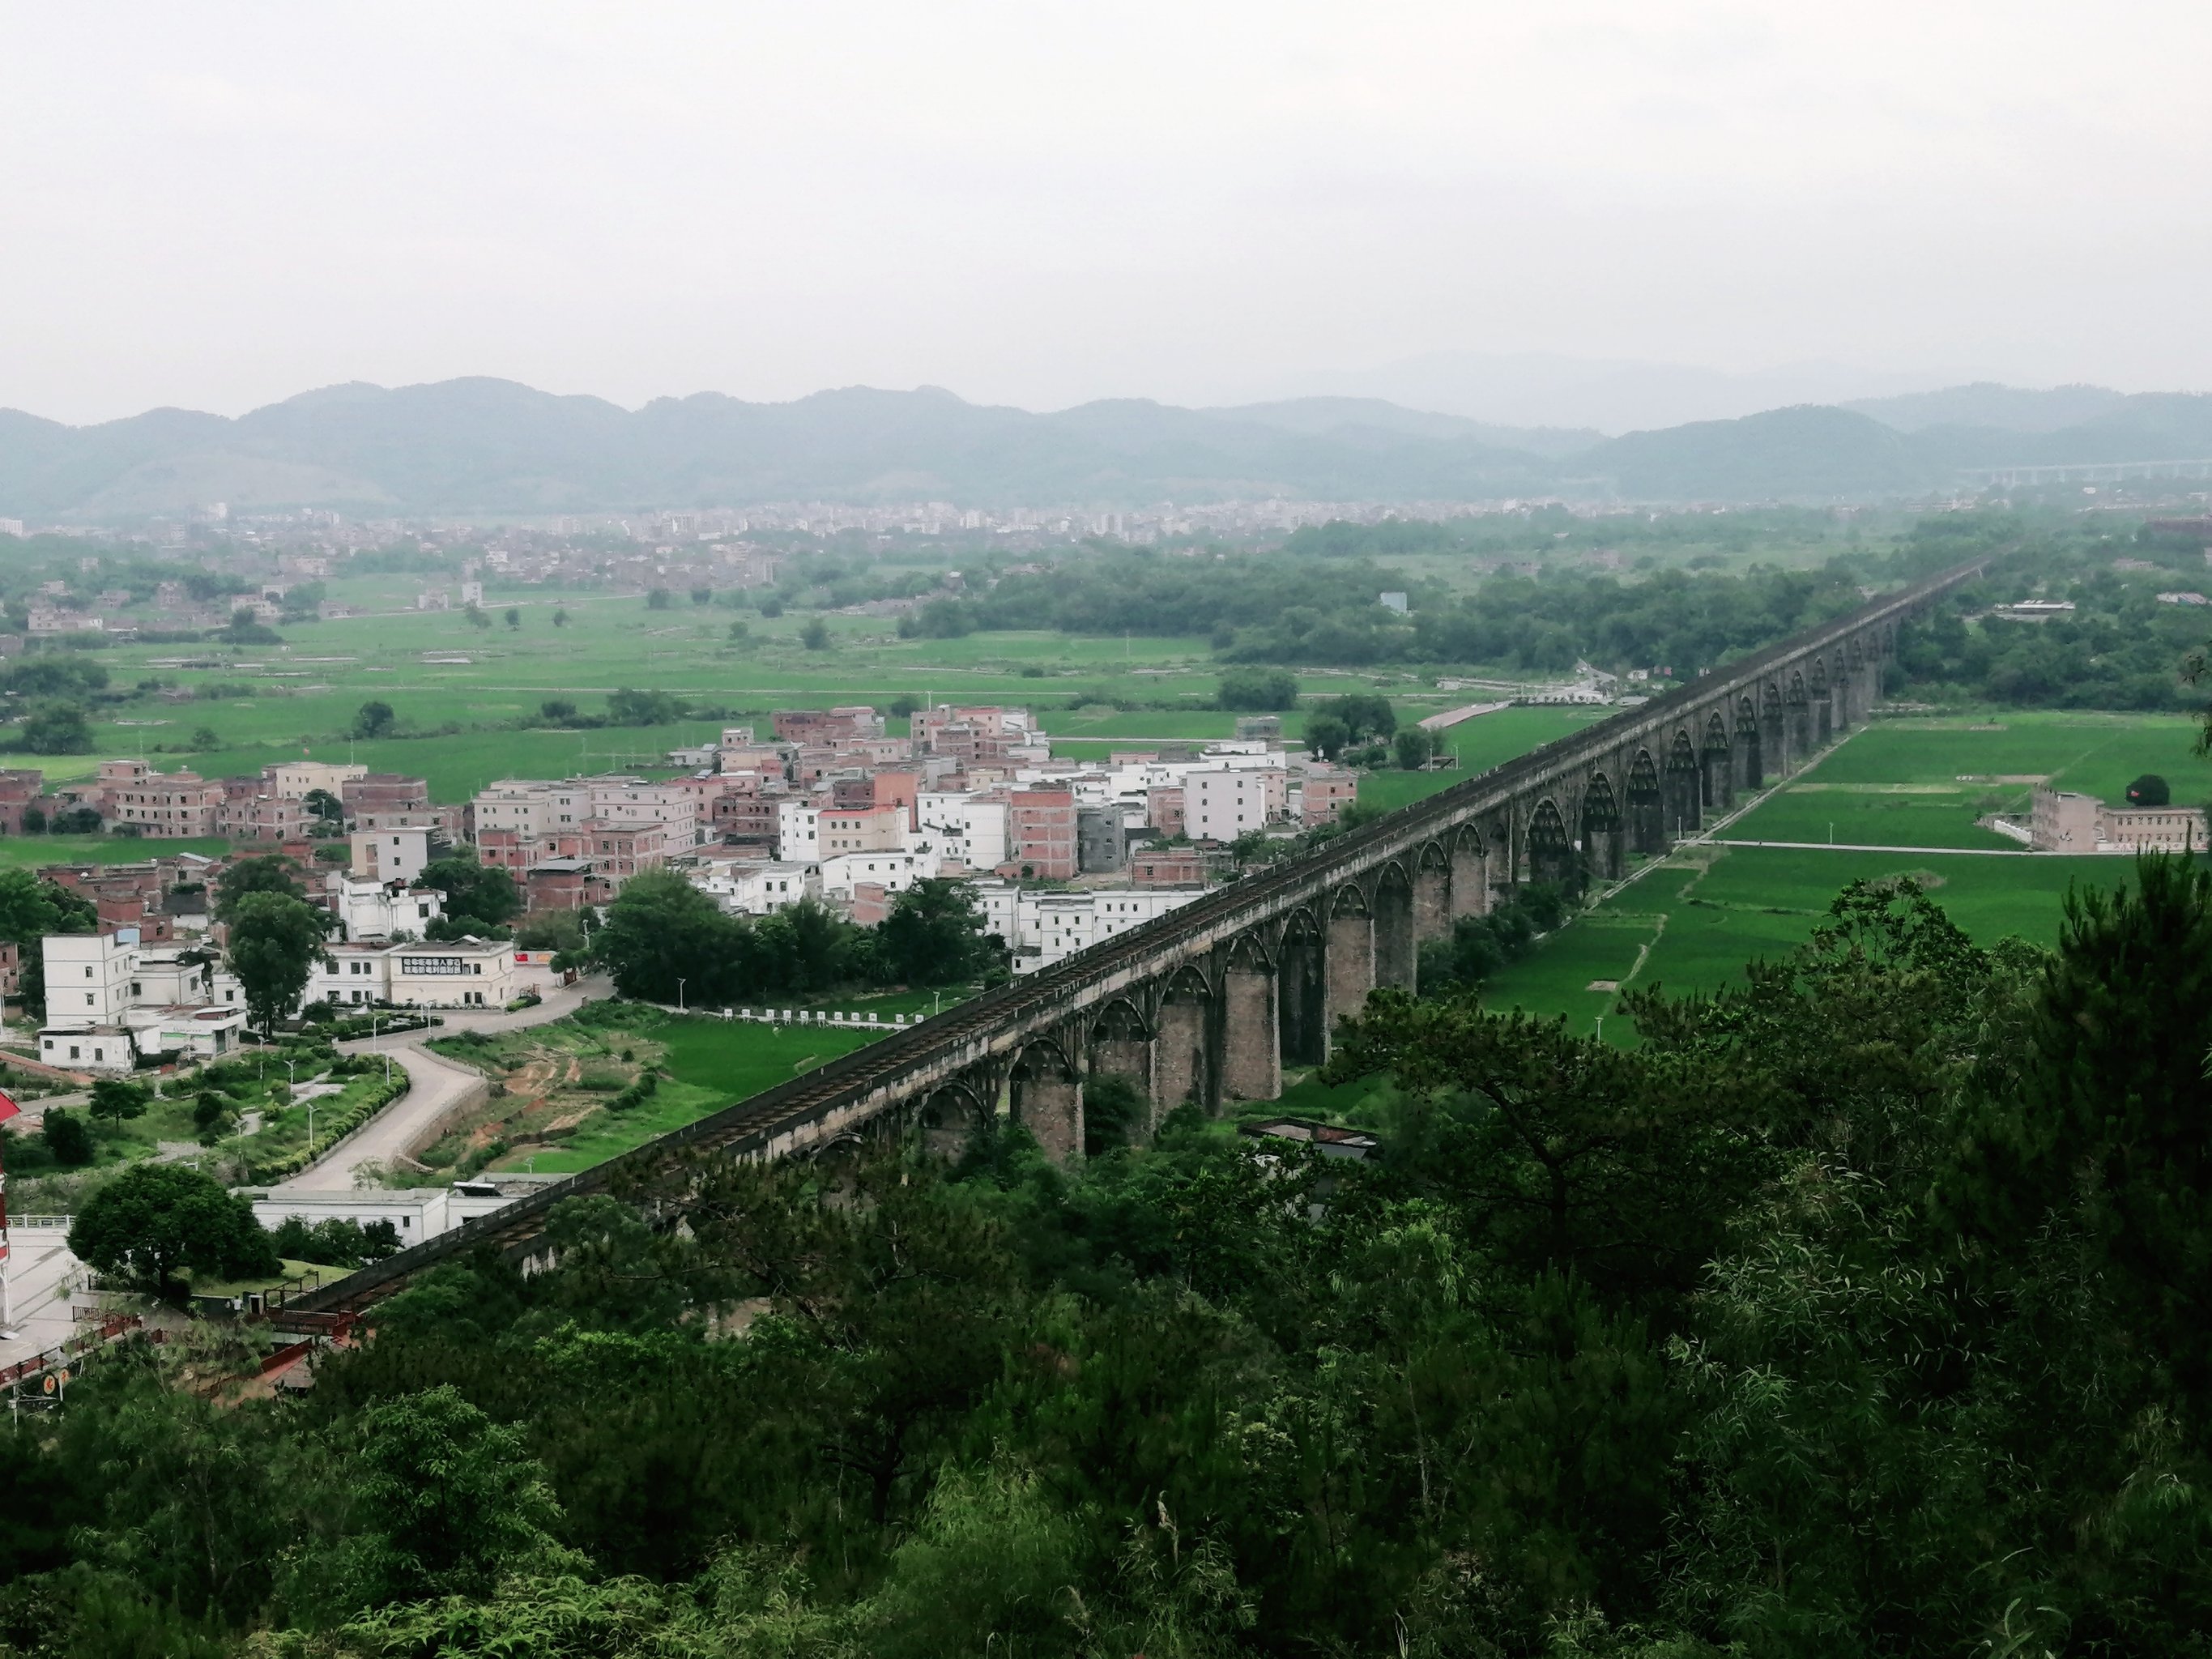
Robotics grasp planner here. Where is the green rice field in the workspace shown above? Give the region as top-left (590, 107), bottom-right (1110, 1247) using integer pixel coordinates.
top-left (1483, 845), bottom-right (2142, 1038)
top-left (1726, 711), bottom-right (2206, 851)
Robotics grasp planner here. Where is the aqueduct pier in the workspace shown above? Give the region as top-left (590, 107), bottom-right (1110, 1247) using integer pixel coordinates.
top-left (295, 557), bottom-right (1988, 1313)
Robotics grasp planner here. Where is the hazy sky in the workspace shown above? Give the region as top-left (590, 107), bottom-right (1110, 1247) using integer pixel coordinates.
top-left (6, 2), bottom-right (2208, 424)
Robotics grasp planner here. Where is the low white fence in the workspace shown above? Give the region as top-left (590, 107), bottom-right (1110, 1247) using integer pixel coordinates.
top-left (724, 1008), bottom-right (917, 1030)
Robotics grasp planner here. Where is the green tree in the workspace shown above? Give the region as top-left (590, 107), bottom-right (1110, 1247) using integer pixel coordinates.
top-left (464, 603), bottom-right (492, 630)
top-left (1326, 995), bottom-right (1774, 1301)
top-left (212, 855), bottom-right (306, 923)
top-left (1946, 853), bottom-right (2212, 1405)
top-left (552, 607), bottom-right (570, 627)
top-left (1216, 667), bottom-right (1298, 710)
top-left (420, 851), bottom-right (520, 933)
top-left (606, 687), bottom-right (684, 725)
top-left (0, 865), bottom-right (93, 1018)
top-left (1315, 692), bottom-right (1396, 742)
top-left (727, 619), bottom-right (750, 642)
top-left (21, 702), bottom-right (92, 754)
top-left (514, 909), bottom-right (586, 953)
top-left (503, 606), bottom-right (521, 629)
top-left (87, 1078), bottom-right (148, 1132)
top-left (1303, 712), bottom-right (1350, 760)
top-left (226, 891), bottom-right (332, 1036)
top-left (646, 586), bottom-right (673, 610)
top-left (877, 878), bottom-right (992, 987)
top-left (188, 726), bottom-right (220, 751)
top-left (42, 1107), bottom-right (92, 1165)
top-left (351, 699), bottom-right (396, 739)
top-left (68, 1163), bottom-right (279, 1287)
top-left (335, 1385), bottom-right (582, 1609)
top-left (300, 787), bottom-right (343, 828)
top-left (594, 871), bottom-right (750, 1004)
top-left (1393, 726), bottom-right (1435, 770)
top-left (2126, 772), bottom-right (2171, 805)
top-left (801, 616), bottom-right (831, 650)
top-left (689, 586), bottom-right (712, 606)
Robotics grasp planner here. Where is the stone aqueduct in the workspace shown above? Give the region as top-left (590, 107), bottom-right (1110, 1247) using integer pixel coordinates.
top-left (296, 559), bottom-right (1987, 1311)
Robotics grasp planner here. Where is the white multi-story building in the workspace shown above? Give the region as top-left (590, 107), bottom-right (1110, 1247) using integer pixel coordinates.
top-left (1187, 767), bottom-right (1278, 843)
top-left (43, 931), bottom-right (139, 1026)
top-left (693, 858), bottom-right (820, 915)
top-left (263, 761), bottom-right (369, 800)
top-left (968, 882), bottom-right (1203, 973)
top-left (352, 825), bottom-right (435, 885)
top-left (309, 936), bottom-right (543, 1010)
top-left (474, 781), bottom-right (559, 842)
top-left (776, 801), bottom-right (822, 862)
top-left (329, 874), bottom-right (445, 941)
top-left (817, 850), bottom-right (936, 902)
top-left (916, 793), bottom-right (1008, 869)
top-left (38, 927), bottom-right (250, 1071)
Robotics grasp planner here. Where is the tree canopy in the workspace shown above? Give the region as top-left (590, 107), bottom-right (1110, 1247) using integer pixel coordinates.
top-left (225, 890), bottom-right (331, 1034)
top-left (67, 1164), bottom-right (279, 1287)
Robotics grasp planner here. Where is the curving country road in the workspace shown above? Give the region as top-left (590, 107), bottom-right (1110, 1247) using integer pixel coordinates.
top-left (274, 974), bottom-right (611, 1190)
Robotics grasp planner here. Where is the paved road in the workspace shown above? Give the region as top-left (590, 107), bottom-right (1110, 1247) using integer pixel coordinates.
top-left (276, 974), bottom-right (612, 1190)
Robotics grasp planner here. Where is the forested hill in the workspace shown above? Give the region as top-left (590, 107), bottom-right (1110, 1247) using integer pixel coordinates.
top-left (11, 378), bottom-right (2212, 516)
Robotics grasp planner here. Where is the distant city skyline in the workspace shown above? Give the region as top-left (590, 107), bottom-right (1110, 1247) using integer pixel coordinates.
top-left (6, 5), bottom-right (2209, 427)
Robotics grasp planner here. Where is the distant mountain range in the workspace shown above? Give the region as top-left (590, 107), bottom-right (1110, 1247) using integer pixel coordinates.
top-left (6, 377), bottom-right (2212, 518)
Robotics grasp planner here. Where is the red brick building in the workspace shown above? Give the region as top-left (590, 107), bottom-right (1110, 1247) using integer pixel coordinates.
top-left (1130, 845), bottom-right (1208, 887)
top-left (1008, 788), bottom-right (1077, 881)
top-left (0, 770), bottom-right (43, 834)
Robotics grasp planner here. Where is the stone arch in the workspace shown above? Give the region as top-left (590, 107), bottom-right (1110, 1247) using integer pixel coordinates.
top-left (1628, 747), bottom-right (1662, 800)
top-left (1162, 963), bottom-right (1212, 1004)
top-left (1664, 728), bottom-right (1703, 834)
top-left (1848, 635), bottom-right (1865, 670)
top-left (1089, 998), bottom-right (1156, 1136)
top-left (1154, 965), bottom-right (1212, 1111)
top-left (1011, 1038), bottom-right (1083, 1164)
top-left (1810, 658), bottom-right (1830, 696)
top-left (1580, 770), bottom-right (1622, 831)
top-left (915, 1080), bottom-right (991, 1162)
top-left (1276, 906), bottom-right (1328, 1066)
top-left (1372, 861), bottom-right (1417, 989)
top-left (1012, 1037), bottom-right (1077, 1081)
top-left (1417, 839), bottom-right (1451, 874)
top-left (1698, 709), bottom-right (1736, 812)
top-left (1737, 693), bottom-right (1765, 791)
top-left (1626, 746), bottom-right (1665, 855)
top-left (1528, 795), bottom-right (1576, 889)
top-left (1329, 881), bottom-right (1371, 921)
top-left (1580, 770), bottom-right (1623, 883)
top-left (1089, 996), bottom-right (1151, 1043)
top-left (1225, 931), bottom-right (1273, 971)
top-left (1787, 667), bottom-right (1815, 758)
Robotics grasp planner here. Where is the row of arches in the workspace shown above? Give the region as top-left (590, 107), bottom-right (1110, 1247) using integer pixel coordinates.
top-left (904, 626), bottom-right (1896, 1166)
